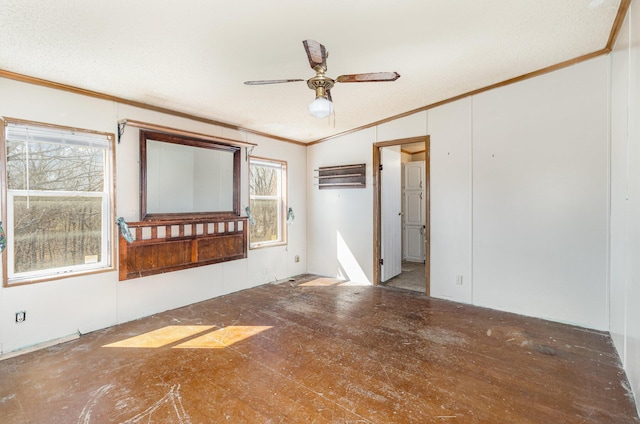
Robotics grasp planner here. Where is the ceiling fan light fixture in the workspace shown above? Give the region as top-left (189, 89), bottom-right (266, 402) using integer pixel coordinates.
top-left (308, 96), bottom-right (333, 119)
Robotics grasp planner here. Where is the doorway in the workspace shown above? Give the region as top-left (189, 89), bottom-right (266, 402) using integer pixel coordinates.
top-left (373, 136), bottom-right (430, 294)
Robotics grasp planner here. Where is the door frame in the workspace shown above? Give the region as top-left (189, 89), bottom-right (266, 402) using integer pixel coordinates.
top-left (373, 136), bottom-right (430, 294)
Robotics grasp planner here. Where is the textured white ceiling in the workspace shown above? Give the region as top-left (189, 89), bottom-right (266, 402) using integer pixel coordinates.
top-left (0, 0), bottom-right (622, 143)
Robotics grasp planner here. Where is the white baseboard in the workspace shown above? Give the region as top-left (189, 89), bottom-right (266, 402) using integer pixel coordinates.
top-left (0, 333), bottom-right (80, 361)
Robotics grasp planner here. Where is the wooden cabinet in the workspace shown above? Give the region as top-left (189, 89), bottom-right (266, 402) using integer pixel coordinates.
top-left (119, 217), bottom-right (247, 281)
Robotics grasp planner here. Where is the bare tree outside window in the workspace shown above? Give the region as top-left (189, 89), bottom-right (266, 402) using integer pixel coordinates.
top-left (249, 158), bottom-right (286, 248)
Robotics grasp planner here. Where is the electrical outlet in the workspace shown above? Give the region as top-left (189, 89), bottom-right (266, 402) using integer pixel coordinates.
top-left (456, 275), bottom-right (463, 285)
top-left (15, 311), bottom-right (26, 323)
top-left (294, 255), bottom-right (300, 263)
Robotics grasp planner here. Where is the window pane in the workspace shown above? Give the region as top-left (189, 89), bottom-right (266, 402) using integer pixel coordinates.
top-left (249, 199), bottom-right (279, 243)
top-left (6, 140), bottom-right (104, 191)
top-left (12, 196), bottom-right (103, 273)
top-left (249, 157), bottom-right (286, 249)
top-left (250, 165), bottom-right (278, 196)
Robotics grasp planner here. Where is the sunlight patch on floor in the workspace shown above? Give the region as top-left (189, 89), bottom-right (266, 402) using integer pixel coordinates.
top-left (103, 325), bottom-right (214, 348)
top-left (174, 326), bottom-right (272, 349)
top-left (102, 325), bottom-right (271, 349)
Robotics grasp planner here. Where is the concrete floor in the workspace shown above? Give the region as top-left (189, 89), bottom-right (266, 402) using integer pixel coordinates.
top-left (1, 274), bottom-right (638, 423)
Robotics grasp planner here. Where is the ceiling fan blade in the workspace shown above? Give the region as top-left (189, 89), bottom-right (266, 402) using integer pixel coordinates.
top-left (303, 40), bottom-right (328, 71)
top-left (244, 79), bottom-right (304, 85)
top-left (336, 72), bottom-right (400, 83)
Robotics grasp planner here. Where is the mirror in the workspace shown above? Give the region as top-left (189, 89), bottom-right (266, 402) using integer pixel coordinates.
top-left (140, 130), bottom-right (240, 220)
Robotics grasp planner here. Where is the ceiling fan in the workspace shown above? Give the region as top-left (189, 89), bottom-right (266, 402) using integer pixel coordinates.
top-left (244, 40), bottom-right (401, 119)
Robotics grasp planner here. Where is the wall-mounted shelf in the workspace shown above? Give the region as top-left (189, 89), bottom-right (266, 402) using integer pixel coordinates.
top-left (118, 217), bottom-right (247, 280)
top-left (315, 164), bottom-right (366, 189)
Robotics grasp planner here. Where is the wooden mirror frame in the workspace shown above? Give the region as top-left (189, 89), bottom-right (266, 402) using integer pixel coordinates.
top-left (140, 130), bottom-right (241, 221)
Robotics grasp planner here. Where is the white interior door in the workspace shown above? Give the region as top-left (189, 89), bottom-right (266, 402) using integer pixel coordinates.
top-left (381, 146), bottom-right (402, 282)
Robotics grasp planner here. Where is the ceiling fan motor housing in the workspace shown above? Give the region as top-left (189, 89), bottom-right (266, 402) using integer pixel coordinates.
top-left (307, 74), bottom-right (334, 99)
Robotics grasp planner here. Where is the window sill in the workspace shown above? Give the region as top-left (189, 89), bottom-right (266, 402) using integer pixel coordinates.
top-left (4, 266), bottom-right (116, 288)
top-left (249, 241), bottom-right (287, 250)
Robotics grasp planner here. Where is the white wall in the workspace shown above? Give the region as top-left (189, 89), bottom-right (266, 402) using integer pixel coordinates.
top-left (0, 77), bottom-right (306, 354)
top-left (307, 129), bottom-right (377, 283)
top-left (429, 99), bottom-right (473, 303)
top-left (610, 0), bottom-right (640, 411)
top-left (471, 59), bottom-right (609, 328)
top-left (308, 56), bottom-right (610, 331)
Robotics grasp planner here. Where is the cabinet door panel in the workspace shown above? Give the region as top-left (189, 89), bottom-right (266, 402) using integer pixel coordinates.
top-left (405, 191), bottom-right (423, 226)
top-left (405, 225), bottom-right (425, 262)
top-left (405, 162), bottom-right (424, 191)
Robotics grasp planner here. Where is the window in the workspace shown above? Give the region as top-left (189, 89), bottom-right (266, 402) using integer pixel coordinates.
top-left (249, 157), bottom-right (287, 248)
top-left (2, 119), bottom-right (115, 285)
